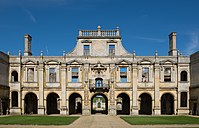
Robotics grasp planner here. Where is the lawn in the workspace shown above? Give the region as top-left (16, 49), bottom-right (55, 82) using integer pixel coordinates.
top-left (121, 116), bottom-right (199, 125)
top-left (0, 116), bottom-right (79, 125)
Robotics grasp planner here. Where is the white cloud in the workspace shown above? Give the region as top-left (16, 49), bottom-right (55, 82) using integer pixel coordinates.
top-left (23, 8), bottom-right (37, 23)
top-left (186, 33), bottom-right (199, 55)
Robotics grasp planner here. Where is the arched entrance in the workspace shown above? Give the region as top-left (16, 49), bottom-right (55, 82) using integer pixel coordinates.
top-left (24, 92), bottom-right (38, 114)
top-left (139, 93), bottom-right (152, 115)
top-left (91, 93), bottom-right (108, 114)
top-left (46, 92), bottom-right (60, 115)
top-left (69, 93), bottom-right (82, 115)
top-left (161, 93), bottom-right (174, 115)
top-left (117, 93), bottom-right (130, 115)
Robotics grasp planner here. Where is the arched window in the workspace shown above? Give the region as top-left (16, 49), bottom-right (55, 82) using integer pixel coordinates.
top-left (95, 78), bottom-right (103, 87)
top-left (164, 68), bottom-right (171, 82)
top-left (11, 71), bottom-right (18, 82)
top-left (181, 71), bottom-right (187, 81)
top-left (11, 91), bottom-right (18, 107)
top-left (27, 68), bottom-right (34, 82)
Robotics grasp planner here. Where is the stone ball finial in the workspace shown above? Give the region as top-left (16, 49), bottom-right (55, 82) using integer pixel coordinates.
top-left (41, 51), bottom-right (43, 56)
top-left (97, 25), bottom-right (101, 30)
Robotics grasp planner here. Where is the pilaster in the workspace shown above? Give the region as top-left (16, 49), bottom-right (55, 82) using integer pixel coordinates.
top-left (132, 61), bottom-right (138, 115)
top-left (60, 63), bottom-right (67, 115)
top-left (38, 58), bottom-right (45, 115)
top-left (154, 58), bottom-right (160, 115)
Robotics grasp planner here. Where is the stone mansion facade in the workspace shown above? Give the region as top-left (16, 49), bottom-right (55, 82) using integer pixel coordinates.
top-left (2, 26), bottom-right (191, 115)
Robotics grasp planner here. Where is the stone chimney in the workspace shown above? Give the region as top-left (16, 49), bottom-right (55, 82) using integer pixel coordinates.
top-left (24, 34), bottom-right (32, 56)
top-left (168, 32), bottom-right (177, 56)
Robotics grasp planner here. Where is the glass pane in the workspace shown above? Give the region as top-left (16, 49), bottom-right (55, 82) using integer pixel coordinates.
top-left (72, 67), bottom-right (78, 72)
top-left (120, 67), bottom-right (127, 73)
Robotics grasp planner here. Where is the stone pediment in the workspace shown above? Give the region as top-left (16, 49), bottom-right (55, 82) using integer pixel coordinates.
top-left (23, 60), bottom-right (36, 65)
top-left (138, 58), bottom-right (153, 65)
top-left (160, 60), bottom-right (176, 65)
top-left (67, 60), bottom-right (82, 65)
top-left (46, 60), bottom-right (60, 65)
top-left (116, 59), bottom-right (132, 65)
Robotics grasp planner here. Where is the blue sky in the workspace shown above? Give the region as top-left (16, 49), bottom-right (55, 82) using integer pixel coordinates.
top-left (0, 0), bottom-right (199, 56)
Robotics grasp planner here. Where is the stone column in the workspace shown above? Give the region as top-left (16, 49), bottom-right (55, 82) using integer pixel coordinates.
top-left (82, 65), bottom-right (90, 115)
top-left (154, 61), bottom-right (161, 115)
top-left (60, 63), bottom-right (67, 115)
top-left (109, 64), bottom-right (116, 116)
top-left (132, 62), bottom-right (138, 115)
top-left (38, 60), bottom-right (45, 115)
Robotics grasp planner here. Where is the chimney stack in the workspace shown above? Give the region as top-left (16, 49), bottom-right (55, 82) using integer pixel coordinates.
top-left (24, 34), bottom-right (32, 56)
top-left (168, 32), bottom-right (177, 56)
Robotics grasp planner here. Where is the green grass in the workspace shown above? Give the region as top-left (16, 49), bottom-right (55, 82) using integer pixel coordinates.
top-left (0, 116), bottom-right (79, 125)
top-left (121, 116), bottom-right (199, 125)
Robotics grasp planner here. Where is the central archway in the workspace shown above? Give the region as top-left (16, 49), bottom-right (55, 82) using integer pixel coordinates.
top-left (91, 93), bottom-right (108, 114)
top-left (161, 93), bottom-right (174, 115)
top-left (139, 93), bottom-right (152, 115)
top-left (69, 93), bottom-right (82, 115)
top-left (46, 92), bottom-right (60, 115)
top-left (24, 92), bottom-right (38, 114)
top-left (117, 93), bottom-right (130, 115)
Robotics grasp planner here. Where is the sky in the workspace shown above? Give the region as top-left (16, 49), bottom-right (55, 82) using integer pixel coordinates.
top-left (0, 0), bottom-right (199, 56)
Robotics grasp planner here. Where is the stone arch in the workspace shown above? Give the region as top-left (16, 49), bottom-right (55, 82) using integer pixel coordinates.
top-left (139, 93), bottom-right (152, 115)
top-left (11, 71), bottom-right (18, 82)
top-left (46, 92), bottom-right (60, 115)
top-left (24, 92), bottom-right (38, 114)
top-left (69, 93), bottom-right (82, 115)
top-left (91, 93), bottom-right (108, 114)
top-left (11, 91), bottom-right (18, 107)
top-left (161, 93), bottom-right (174, 115)
top-left (117, 93), bottom-right (130, 115)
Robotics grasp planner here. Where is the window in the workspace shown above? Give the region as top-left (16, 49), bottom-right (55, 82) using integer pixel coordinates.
top-left (84, 45), bottom-right (90, 56)
top-left (142, 67), bottom-right (149, 82)
top-left (120, 67), bottom-right (127, 82)
top-left (49, 68), bottom-right (56, 82)
top-left (95, 78), bottom-right (103, 87)
top-left (11, 71), bottom-right (18, 82)
top-left (11, 91), bottom-right (18, 107)
top-left (164, 68), bottom-right (171, 82)
top-left (109, 45), bottom-right (115, 55)
top-left (27, 68), bottom-right (34, 82)
top-left (180, 92), bottom-right (187, 107)
top-left (181, 71), bottom-right (187, 81)
top-left (72, 67), bottom-right (78, 82)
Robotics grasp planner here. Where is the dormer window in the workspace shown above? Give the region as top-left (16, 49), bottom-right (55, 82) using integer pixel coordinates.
top-left (84, 45), bottom-right (90, 56)
top-left (109, 45), bottom-right (115, 56)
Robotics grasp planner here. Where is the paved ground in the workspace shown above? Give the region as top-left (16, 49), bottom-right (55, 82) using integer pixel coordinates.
top-left (0, 115), bottom-right (199, 128)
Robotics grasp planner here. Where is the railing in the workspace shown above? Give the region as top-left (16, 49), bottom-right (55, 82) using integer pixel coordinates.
top-left (78, 26), bottom-right (120, 37)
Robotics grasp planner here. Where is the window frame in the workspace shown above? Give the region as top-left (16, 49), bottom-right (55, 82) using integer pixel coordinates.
top-left (49, 68), bottom-right (56, 83)
top-left (120, 67), bottom-right (127, 83)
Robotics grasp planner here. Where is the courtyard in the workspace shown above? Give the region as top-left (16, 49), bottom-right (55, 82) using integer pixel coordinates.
top-left (0, 115), bottom-right (199, 128)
